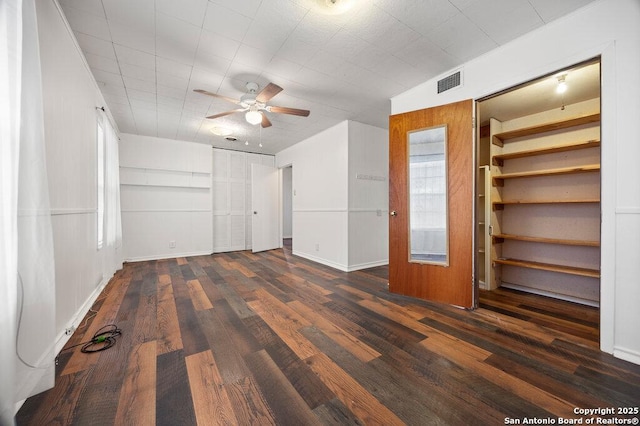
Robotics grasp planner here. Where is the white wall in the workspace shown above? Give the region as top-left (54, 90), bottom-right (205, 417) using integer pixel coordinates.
top-left (276, 121), bottom-right (388, 271)
top-left (36, 0), bottom-right (122, 357)
top-left (348, 122), bottom-right (389, 269)
top-left (119, 134), bottom-right (212, 261)
top-left (391, 0), bottom-right (640, 364)
top-left (277, 122), bottom-right (350, 270)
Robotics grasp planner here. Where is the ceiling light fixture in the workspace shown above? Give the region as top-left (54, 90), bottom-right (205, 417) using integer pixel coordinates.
top-left (210, 126), bottom-right (233, 136)
top-left (245, 107), bottom-right (262, 125)
top-left (556, 75), bottom-right (568, 94)
top-left (317, 0), bottom-right (358, 15)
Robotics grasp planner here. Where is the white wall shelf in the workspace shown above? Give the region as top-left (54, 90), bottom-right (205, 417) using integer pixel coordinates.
top-left (120, 166), bottom-right (211, 189)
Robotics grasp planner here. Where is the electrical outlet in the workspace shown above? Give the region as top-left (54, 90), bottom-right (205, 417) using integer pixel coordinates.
top-left (65, 326), bottom-right (75, 336)
top-left (169, 241), bottom-right (176, 249)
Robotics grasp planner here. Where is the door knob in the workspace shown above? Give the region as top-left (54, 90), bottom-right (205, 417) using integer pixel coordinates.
top-left (390, 211), bottom-right (397, 216)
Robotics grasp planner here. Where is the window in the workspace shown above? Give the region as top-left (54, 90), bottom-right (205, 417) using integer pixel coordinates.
top-left (97, 122), bottom-right (105, 249)
top-left (408, 125), bottom-right (448, 264)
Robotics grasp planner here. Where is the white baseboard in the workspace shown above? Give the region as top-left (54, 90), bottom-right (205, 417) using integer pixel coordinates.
top-left (613, 346), bottom-right (640, 366)
top-left (54, 273), bottom-right (109, 356)
top-left (292, 251), bottom-right (388, 272)
top-left (14, 270), bottom-right (120, 415)
top-left (345, 259), bottom-right (389, 272)
top-left (124, 251), bottom-right (212, 263)
top-left (293, 251), bottom-right (349, 272)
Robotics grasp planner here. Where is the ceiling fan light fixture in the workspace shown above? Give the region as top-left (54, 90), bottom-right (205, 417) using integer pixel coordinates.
top-left (245, 109), bottom-right (262, 125)
top-left (556, 74), bottom-right (568, 94)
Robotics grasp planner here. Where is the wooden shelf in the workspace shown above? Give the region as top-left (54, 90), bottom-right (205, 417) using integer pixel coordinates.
top-left (492, 139), bottom-right (600, 166)
top-left (492, 164), bottom-right (600, 186)
top-left (491, 233), bottom-right (599, 247)
top-left (493, 258), bottom-right (600, 278)
top-left (492, 113), bottom-right (601, 146)
top-left (492, 198), bottom-right (599, 210)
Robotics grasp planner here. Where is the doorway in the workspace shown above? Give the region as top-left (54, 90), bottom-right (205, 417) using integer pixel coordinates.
top-left (282, 165), bottom-right (293, 250)
top-left (475, 58), bottom-right (602, 341)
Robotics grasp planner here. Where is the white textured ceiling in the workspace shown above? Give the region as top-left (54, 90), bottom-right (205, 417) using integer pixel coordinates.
top-left (59, 0), bottom-right (597, 154)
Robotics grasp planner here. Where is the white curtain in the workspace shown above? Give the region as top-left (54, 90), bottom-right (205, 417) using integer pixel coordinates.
top-left (1, 0), bottom-right (56, 422)
top-left (0, 0), bottom-right (23, 422)
top-left (99, 109), bottom-right (123, 276)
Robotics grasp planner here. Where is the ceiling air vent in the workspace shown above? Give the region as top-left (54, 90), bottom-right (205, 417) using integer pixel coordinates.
top-left (437, 70), bottom-right (461, 94)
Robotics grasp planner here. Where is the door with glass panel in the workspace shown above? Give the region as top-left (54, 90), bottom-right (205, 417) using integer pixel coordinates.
top-left (389, 99), bottom-right (475, 308)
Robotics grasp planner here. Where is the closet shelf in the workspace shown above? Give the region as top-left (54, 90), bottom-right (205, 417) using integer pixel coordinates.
top-left (492, 164), bottom-right (600, 186)
top-left (491, 233), bottom-right (600, 247)
top-left (492, 113), bottom-right (601, 146)
top-left (492, 139), bottom-right (600, 166)
top-left (492, 198), bottom-right (600, 210)
top-left (492, 258), bottom-right (600, 278)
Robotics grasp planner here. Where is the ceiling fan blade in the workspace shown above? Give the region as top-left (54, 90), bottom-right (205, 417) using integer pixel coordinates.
top-left (261, 112), bottom-right (272, 128)
top-left (255, 83), bottom-right (283, 103)
top-left (194, 89), bottom-right (240, 105)
top-left (268, 105), bottom-right (310, 117)
top-left (206, 108), bottom-right (245, 119)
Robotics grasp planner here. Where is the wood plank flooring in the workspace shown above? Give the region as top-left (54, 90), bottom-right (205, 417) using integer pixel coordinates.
top-left (16, 247), bottom-right (640, 425)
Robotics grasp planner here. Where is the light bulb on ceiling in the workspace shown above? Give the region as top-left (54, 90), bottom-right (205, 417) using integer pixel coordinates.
top-left (210, 126), bottom-right (232, 136)
top-left (317, 0), bottom-right (358, 14)
top-left (556, 75), bottom-right (568, 94)
top-left (259, 143), bottom-right (263, 148)
top-left (245, 109), bottom-right (262, 125)
top-left (245, 141), bottom-right (249, 146)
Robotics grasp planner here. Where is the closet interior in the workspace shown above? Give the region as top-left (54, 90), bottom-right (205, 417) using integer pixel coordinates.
top-left (476, 58), bottom-right (601, 307)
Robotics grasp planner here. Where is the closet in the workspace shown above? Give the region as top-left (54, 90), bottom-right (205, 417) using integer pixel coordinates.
top-left (476, 59), bottom-right (601, 306)
top-left (211, 148), bottom-right (275, 252)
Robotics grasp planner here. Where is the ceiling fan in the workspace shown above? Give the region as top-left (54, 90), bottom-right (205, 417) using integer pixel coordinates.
top-left (194, 82), bottom-right (310, 128)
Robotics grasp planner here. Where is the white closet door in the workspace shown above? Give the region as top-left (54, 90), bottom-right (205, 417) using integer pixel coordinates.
top-left (212, 149), bottom-right (246, 252)
top-left (251, 163), bottom-right (280, 252)
top-left (245, 153), bottom-right (272, 249)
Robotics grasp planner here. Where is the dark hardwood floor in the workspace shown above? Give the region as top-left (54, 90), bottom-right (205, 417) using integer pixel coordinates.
top-left (17, 247), bottom-right (640, 425)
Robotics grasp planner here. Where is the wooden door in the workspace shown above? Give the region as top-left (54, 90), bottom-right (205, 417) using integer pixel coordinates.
top-left (389, 99), bottom-right (475, 308)
top-left (251, 163), bottom-right (280, 253)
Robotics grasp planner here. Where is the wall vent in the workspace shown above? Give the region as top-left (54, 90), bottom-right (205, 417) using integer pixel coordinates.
top-left (437, 71), bottom-right (461, 93)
